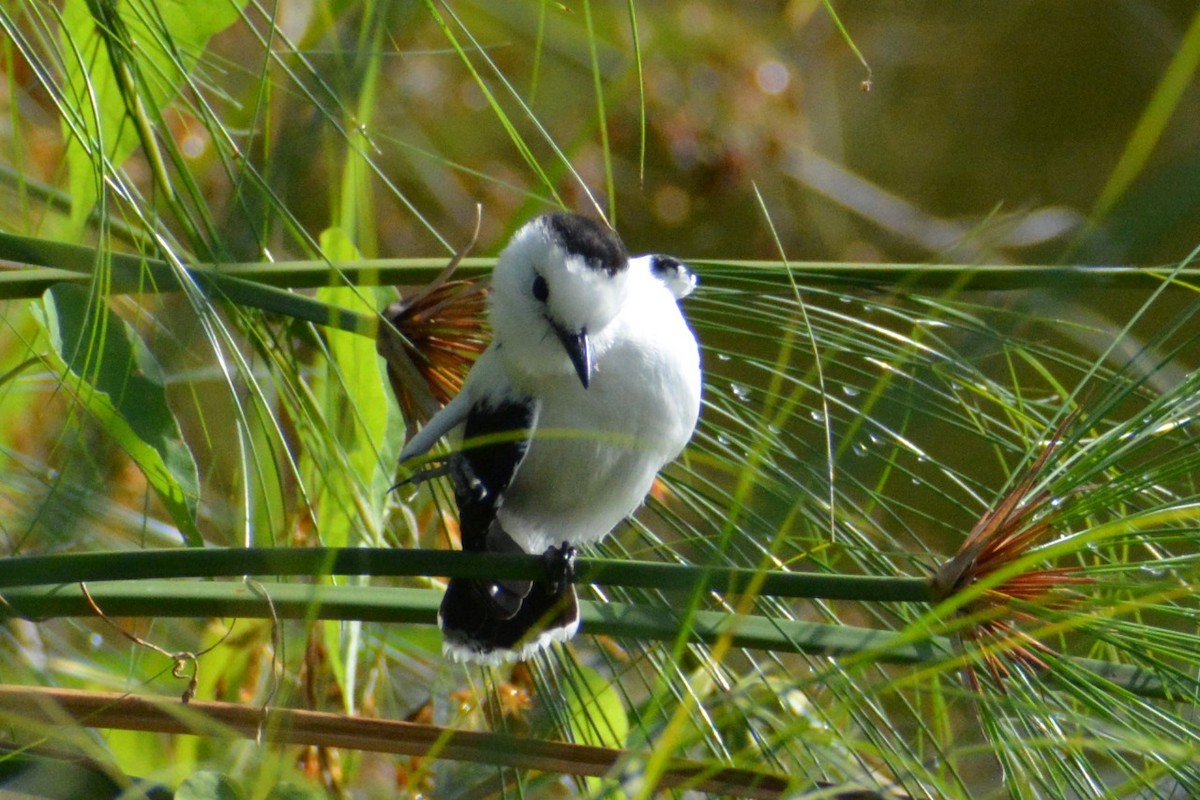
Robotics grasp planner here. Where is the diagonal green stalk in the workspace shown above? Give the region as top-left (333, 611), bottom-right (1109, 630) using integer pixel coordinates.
top-left (421, 0), bottom-right (565, 211)
top-left (0, 231), bottom-right (376, 335)
top-left (581, 0), bottom-right (616, 223)
top-left (625, 0), bottom-right (647, 185)
top-left (1090, 5), bottom-right (1200, 224)
top-left (82, 0), bottom-right (211, 256)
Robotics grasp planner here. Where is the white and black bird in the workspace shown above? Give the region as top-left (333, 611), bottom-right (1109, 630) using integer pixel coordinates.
top-left (399, 212), bottom-right (702, 663)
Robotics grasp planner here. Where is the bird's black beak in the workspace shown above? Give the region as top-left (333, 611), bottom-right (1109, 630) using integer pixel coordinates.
top-left (556, 326), bottom-right (594, 388)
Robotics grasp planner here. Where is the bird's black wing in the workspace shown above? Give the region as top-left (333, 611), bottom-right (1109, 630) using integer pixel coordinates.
top-left (443, 394), bottom-right (541, 626)
top-left (451, 395), bottom-right (539, 552)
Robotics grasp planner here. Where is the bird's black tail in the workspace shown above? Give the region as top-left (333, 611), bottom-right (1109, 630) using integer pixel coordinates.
top-left (438, 577), bottom-right (580, 664)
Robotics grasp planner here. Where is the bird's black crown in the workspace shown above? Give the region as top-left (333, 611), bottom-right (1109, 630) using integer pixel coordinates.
top-left (545, 212), bottom-right (628, 276)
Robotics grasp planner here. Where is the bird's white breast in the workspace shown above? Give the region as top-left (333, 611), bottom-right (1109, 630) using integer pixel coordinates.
top-left (494, 275), bottom-right (701, 554)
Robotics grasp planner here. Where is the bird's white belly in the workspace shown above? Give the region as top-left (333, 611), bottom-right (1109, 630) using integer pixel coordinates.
top-left (498, 349), bottom-right (698, 554)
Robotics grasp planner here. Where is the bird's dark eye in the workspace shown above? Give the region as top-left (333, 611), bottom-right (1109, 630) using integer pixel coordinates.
top-left (532, 274), bottom-right (549, 302)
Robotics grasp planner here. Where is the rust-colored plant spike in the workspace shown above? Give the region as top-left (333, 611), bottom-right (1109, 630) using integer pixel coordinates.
top-left (377, 210), bottom-right (488, 430)
top-left (932, 414), bottom-right (1092, 691)
top-left (380, 277), bottom-right (488, 427)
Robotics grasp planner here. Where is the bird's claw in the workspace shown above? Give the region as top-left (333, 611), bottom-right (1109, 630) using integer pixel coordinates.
top-left (543, 541), bottom-right (577, 595)
top-left (390, 460), bottom-right (452, 491)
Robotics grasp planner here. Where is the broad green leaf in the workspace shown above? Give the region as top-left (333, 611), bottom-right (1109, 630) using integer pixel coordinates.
top-left (101, 729), bottom-right (167, 787)
top-left (311, 227), bottom-right (399, 548)
top-left (59, 0), bottom-right (245, 230)
top-left (309, 228), bottom-right (399, 713)
top-left (0, 305), bottom-right (50, 464)
top-left (566, 663), bottom-right (630, 796)
top-left (37, 283), bottom-right (202, 545)
top-left (567, 663), bottom-right (630, 749)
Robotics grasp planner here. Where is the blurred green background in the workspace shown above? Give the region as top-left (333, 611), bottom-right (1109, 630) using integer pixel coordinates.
top-left (270, 3), bottom-right (1197, 263)
top-left (11, 2), bottom-right (1199, 265)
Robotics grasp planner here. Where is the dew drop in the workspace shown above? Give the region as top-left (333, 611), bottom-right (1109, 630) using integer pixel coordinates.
top-left (784, 689), bottom-right (810, 716)
top-left (852, 441), bottom-right (870, 457)
top-left (730, 383), bottom-right (751, 402)
top-left (840, 385), bottom-right (860, 398)
top-left (809, 410), bottom-right (825, 423)
top-left (717, 353), bottom-right (732, 362)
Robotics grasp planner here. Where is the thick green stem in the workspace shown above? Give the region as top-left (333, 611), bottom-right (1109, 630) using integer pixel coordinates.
top-left (4, 232), bottom-right (1198, 304)
top-left (0, 547), bottom-right (931, 601)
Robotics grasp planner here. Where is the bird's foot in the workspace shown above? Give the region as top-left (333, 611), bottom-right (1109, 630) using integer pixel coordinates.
top-left (389, 460), bottom-right (451, 491)
top-left (542, 541), bottom-right (577, 595)
top-left (451, 457), bottom-right (487, 501)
